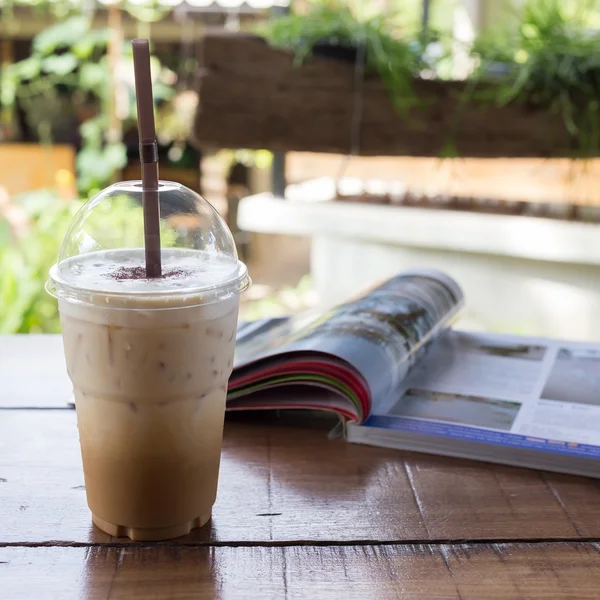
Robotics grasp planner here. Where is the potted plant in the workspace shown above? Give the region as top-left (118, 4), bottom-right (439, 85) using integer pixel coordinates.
top-left (193, 0), bottom-right (600, 159)
top-left (471, 0), bottom-right (600, 157)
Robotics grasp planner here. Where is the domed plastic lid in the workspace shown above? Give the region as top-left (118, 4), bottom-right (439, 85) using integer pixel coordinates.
top-left (47, 181), bottom-right (250, 305)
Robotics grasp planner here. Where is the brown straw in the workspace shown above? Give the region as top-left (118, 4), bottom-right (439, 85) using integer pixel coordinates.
top-left (132, 38), bottom-right (161, 278)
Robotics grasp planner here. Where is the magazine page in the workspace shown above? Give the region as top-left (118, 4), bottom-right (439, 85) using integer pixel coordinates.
top-left (366, 330), bottom-right (600, 460)
top-left (232, 269), bottom-right (464, 409)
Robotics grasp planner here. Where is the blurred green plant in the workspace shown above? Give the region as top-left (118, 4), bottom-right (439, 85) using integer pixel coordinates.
top-left (66, 192), bottom-right (178, 253)
top-left (262, 0), bottom-right (600, 157)
top-left (259, 1), bottom-right (427, 114)
top-left (0, 187), bottom-right (180, 333)
top-left (1, 16), bottom-right (174, 197)
top-left (472, 0), bottom-right (600, 156)
top-left (1, 16), bottom-right (126, 196)
top-left (0, 190), bottom-right (82, 333)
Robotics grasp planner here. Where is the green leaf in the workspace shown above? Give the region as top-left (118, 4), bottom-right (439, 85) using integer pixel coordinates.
top-left (79, 63), bottom-right (107, 91)
top-left (33, 16), bottom-right (90, 55)
top-left (102, 142), bottom-right (128, 170)
top-left (261, 3), bottom-right (422, 118)
top-left (0, 250), bottom-right (32, 333)
top-left (76, 143), bottom-right (126, 192)
top-left (0, 74), bottom-right (17, 107)
top-left (72, 29), bottom-right (111, 59)
top-left (15, 57), bottom-right (42, 81)
top-left (0, 192), bottom-right (84, 333)
top-left (41, 53), bottom-right (78, 76)
top-left (76, 147), bottom-right (108, 187)
top-left (152, 82), bottom-right (175, 102)
top-left (79, 116), bottom-right (105, 147)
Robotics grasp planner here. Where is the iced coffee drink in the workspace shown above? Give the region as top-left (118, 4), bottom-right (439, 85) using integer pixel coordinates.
top-left (47, 182), bottom-right (250, 541)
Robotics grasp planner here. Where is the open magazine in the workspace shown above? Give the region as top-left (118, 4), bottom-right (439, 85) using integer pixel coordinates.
top-left (230, 270), bottom-right (600, 479)
top-left (230, 270), bottom-right (462, 421)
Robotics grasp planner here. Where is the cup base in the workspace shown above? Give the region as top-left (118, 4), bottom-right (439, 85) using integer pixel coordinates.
top-left (92, 511), bottom-right (212, 541)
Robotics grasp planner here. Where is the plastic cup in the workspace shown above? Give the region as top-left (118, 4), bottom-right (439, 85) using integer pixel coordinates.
top-left (47, 181), bottom-right (250, 540)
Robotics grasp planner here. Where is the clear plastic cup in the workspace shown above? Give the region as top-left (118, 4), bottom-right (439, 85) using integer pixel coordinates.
top-left (47, 181), bottom-right (250, 540)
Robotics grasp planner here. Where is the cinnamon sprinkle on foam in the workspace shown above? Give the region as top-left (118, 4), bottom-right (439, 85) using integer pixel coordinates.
top-left (105, 266), bottom-right (193, 281)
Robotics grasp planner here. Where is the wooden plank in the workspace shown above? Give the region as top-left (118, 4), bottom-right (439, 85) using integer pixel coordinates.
top-left (193, 33), bottom-right (582, 158)
top-left (542, 473), bottom-right (600, 538)
top-left (1, 411), bottom-right (599, 545)
top-left (0, 335), bottom-right (70, 408)
top-left (285, 154), bottom-right (600, 206)
top-left (0, 144), bottom-right (75, 196)
top-left (1, 543), bottom-right (600, 599)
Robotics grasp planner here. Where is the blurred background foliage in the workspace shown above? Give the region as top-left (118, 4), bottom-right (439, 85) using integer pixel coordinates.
top-left (0, 190), bottom-right (81, 333)
top-left (1, 15), bottom-right (176, 198)
top-left (1, 0), bottom-right (599, 333)
top-left (472, 0), bottom-right (600, 155)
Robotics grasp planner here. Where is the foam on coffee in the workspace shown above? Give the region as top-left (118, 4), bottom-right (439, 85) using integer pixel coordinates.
top-left (57, 247), bottom-right (239, 294)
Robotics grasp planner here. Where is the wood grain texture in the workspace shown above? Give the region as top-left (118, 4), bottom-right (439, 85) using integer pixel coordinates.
top-left (3, 335), bottom-right (600, 598)
top-left (1, 411), bottom-right (598, 545)
top-left (193, 33), bottom-right (585, 158)
top-left (2, 543), bottom-right (600, 600)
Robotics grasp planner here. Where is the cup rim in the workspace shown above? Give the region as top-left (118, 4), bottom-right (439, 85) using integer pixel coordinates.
top-left (47, 259), bottom-right (251, 307)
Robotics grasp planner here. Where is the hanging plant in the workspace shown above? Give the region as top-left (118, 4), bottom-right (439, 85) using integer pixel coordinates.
top-left (259, 2), bottom-right (427, 115)
top-left (472, 0), bottom-right (600, 156)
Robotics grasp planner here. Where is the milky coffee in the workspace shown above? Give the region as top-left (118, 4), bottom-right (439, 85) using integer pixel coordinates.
top-left (56, 248), bottom-right (240, 540)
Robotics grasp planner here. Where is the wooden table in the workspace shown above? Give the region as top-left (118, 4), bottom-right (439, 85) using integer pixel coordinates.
top-left (2, 335), bottom-right (600, 599)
